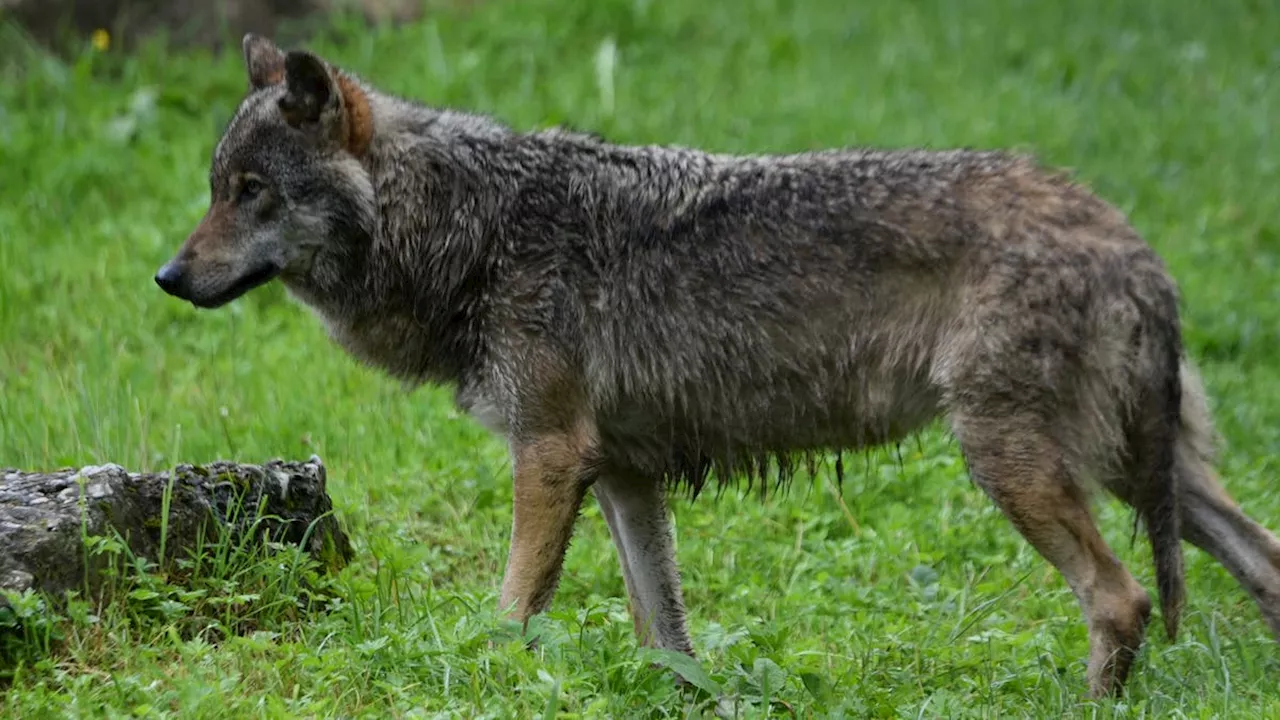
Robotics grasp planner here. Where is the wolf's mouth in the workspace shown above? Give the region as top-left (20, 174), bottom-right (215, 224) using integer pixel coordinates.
top-left (192, 262), bottom-right (283, 309)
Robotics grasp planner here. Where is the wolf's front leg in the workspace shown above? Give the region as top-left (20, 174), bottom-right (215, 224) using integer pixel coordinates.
top-left (498, 430), bottom-right (596, 628)
top-left (593, 472), bottom-right (695, 656)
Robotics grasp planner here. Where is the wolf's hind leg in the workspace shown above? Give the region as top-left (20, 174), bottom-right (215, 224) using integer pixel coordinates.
top-left (1177, 465), bottom-right (1280, 637)
top-left (594, 471), bottom-right (695, 655)
top-left (952, 413), bottom-right (1153, 698)
top-left (1106, 361), bottom-right (1280, 639)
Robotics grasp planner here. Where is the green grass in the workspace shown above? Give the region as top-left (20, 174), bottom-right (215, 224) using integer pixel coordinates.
top-left (2, 0), bottom-right (1279, 716)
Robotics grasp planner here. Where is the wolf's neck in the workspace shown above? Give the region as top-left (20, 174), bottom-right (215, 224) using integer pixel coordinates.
top-left (281, 112), bottom-right (497, 387)
top-left (284, 232), bottom-right (488, 388)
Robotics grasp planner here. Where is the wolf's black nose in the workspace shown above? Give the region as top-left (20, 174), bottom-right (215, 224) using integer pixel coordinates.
top-left (154, 263), bottom-right (184, 295)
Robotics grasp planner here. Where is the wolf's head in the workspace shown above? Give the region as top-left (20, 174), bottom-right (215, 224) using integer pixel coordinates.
top-left (155, 34), bottom-right (376, 309)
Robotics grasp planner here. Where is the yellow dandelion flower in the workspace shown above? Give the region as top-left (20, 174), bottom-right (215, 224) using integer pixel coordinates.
top-left (91, 29), bottom-right (110, 52)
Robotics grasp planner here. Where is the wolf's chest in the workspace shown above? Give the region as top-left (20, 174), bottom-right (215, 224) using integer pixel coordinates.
top-left (313, 308), bottom-right (431, 383)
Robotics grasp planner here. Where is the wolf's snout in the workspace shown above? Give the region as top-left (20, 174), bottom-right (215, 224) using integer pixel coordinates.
top-left (154, 262), bottom-right (186, 297)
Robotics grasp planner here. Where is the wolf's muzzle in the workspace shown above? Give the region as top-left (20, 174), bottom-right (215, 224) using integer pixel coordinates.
top-left (154, 258), bottom-right (281, 309)
top-left (154, 261), bottom-right (187, 297)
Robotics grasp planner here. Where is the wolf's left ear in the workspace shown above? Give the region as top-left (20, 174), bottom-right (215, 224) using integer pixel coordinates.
top-left (280, 51), bottom-right (338, 126)
top-left (279, 50), bottom-right (374, 157)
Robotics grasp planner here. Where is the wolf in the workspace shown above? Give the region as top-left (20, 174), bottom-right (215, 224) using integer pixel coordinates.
top-left (155, 34), bottom-right (1280, 697)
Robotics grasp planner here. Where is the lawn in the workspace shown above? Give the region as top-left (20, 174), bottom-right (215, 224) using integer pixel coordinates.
top-left (2, 0), bottom-right (1279, 716)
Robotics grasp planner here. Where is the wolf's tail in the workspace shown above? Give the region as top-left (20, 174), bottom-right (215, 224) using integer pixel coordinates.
top-left (1155, 357), bottom-right (1224, 641)
top-left (1122, 328), bottom-right (1194, 641)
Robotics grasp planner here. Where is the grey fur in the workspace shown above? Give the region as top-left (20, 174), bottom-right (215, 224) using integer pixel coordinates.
top-left (154, 35), bottom-right (1280, 697)
top-left (594, 471), bottom-right (692, 655)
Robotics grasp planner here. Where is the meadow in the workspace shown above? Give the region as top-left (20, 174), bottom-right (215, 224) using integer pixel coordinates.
top-left (1, 0), bottom-right (1278, 716)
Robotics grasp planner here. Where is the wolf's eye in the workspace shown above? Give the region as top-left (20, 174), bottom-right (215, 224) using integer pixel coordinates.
top-left (239, 177), bottom-right (265, 202)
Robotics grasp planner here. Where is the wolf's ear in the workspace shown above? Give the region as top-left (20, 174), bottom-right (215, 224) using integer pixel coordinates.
top-left (280, 51), bottom-right (339, 127)
top-left (243, 34), bottom-right (285, 89)
top-left (279, 50), bottom-right (374, 156)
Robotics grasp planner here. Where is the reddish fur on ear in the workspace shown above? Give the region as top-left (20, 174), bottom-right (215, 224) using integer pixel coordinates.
top-left (277, 47), bottom-right (374, 157)
top-left (336, 74), bottom-right (374, 157)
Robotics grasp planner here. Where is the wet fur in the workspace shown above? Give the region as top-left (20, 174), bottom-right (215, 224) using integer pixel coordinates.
top-left (155, 35), bottom-right (1280, 698)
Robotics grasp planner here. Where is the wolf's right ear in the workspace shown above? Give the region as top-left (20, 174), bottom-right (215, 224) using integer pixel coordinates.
top-left (243, 34), bottom-right (286, 89)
